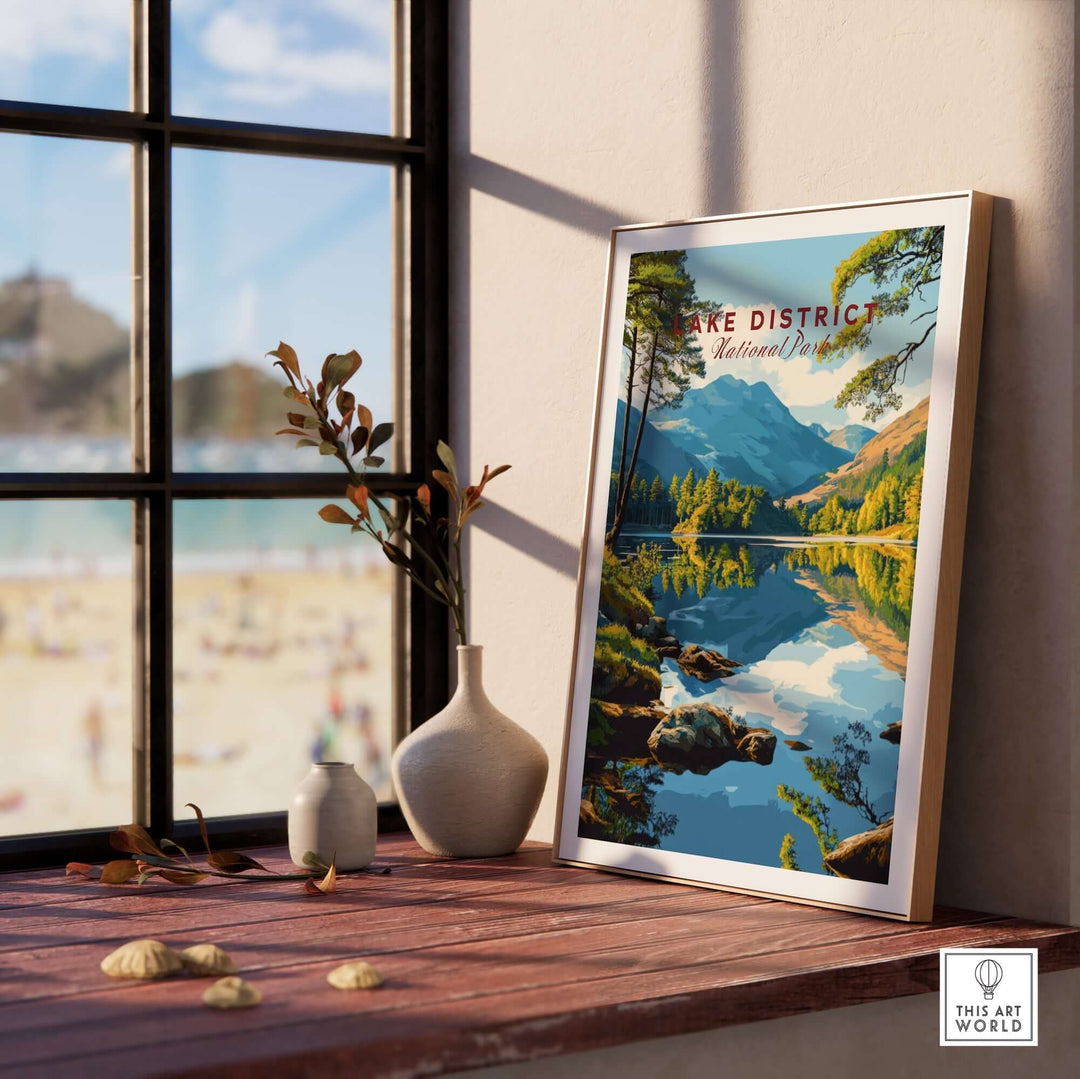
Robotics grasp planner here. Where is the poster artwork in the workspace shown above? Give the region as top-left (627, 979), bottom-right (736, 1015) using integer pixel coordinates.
top-left (583, 227), bottom-right (943, 884)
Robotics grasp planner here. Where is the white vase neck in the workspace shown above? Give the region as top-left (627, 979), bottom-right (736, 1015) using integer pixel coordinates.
top-left (455, 645), bottom-right (486, 700)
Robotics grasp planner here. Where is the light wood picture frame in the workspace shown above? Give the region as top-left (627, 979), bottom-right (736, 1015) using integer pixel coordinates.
top-left (554, 192), bottom-right (992, 921)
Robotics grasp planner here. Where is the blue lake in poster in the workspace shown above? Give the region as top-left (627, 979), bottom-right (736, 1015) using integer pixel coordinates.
top-left (581, 226), bottom-right (943, 884)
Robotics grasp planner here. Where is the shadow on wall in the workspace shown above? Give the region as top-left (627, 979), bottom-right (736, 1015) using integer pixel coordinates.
top-left (450, 0), bottom-right (740, 577)
top-left (472, 501), bottom-right (579, 579)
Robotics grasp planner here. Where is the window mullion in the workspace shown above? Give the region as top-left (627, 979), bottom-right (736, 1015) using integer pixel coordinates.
top-left (141, 0), bottom-right (172, 836)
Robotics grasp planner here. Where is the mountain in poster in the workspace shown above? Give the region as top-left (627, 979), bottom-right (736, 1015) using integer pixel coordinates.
top-left (788, 398), bottom-right (929, 507)
top-left (824, 423), bottom-right (876, 454)
top-left (648, 373), bottom-right (852, 495)
top-left (611, 397), bottom-right (703, 487)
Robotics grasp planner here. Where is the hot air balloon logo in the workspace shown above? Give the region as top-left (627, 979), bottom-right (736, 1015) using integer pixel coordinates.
top-left (974, 958), bottom-right (1004, 1000)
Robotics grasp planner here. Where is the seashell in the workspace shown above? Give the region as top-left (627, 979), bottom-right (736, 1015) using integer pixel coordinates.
top-left (100, 939), bottom-right (184, 980)
top-left (202, 976), bottom-right (261, 1009)
top-left (180, 944), bottom-right (237, 977)
top-left (327, 960), bottom-right (384, 990)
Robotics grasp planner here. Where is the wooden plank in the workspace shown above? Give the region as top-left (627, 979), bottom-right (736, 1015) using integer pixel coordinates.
top-left (0, 877), bottom-right (766, 1003)
top-left (0, 901), bottom-right (998, 1060)
top-left (168, 923), bottom-right (1080, 1078)
top-left (5, 917), bottom-right (1072, 1078)
top-left (0, 840), bottom-right (1076, 1078)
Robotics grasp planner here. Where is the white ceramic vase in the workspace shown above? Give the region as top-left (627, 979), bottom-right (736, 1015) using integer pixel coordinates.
top-left (287, 761), bottom-right (377, 870)
top-left (392, 645), bottom-right (548, 857)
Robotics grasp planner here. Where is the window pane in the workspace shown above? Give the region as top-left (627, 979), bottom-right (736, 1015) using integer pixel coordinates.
top-left (172, 499), bottom-right (395, 819)
top-left (0, 1), bottom-right (131, 111)
top-left (171, 149), bottom-right (394, 473)
top-left (0, 134), bottom-right (133, 472)
top-left (171, 1), bottom-right (393, 134)
top-left (0, 500), bottom-right (133, 837)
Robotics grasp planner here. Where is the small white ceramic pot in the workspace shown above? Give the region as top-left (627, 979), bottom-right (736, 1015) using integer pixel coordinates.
top-left (287, 761), bottom-right (377, 870)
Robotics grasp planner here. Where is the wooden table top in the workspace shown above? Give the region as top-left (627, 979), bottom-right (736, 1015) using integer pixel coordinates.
top-left (1, 834), bottom-right (1077, 1077)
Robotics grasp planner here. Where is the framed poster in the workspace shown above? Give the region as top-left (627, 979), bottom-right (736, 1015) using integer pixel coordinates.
top-left (554, 192), bottom-right (992, 921)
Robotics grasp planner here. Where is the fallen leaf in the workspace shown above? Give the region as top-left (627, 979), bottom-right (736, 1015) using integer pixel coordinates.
top-left (159, 870), bottom-right (209, 886)
top-left (109, 824), bottom-right (165, 858)
top-left (303, 859), bottom-right (337, 895)
top-left (100, 860), bottom-right (142, 885)
top-left (185, 803), bottom-right (213, 856)
top-left (208, 850), bottom-right (268, 873)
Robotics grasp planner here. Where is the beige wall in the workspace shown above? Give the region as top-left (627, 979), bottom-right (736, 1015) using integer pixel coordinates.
top-left (450, 0), bottom-right (1075, 923)
top-left (449, 0), bottom-right (1074, 1072)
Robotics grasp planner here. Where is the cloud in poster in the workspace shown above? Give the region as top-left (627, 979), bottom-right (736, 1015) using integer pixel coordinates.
top-left (689, 304), bottom-right (932, 429)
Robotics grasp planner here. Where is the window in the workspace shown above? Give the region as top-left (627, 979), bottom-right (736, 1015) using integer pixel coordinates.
top-left (0, 2), bottom-right (447, 868)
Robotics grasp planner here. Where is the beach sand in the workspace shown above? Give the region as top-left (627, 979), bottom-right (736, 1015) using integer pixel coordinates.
top-left (0, 562), bottom-right (395, 839)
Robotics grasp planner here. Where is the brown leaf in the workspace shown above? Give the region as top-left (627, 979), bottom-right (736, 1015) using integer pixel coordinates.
top-left (319, 504), bottom-right (355, 525)
top-left (65, 862), bottom-right (97, 879)
top-left (431, 469), bottom-right (456, 498)
top-left (380, 540), bottom-right (412, 570)
top-left (303, 859), bottom-right (337, 895)
top-left (486, 463), bottom-right (511, 481)
top-left (351, 425), bottom-right (369, 455)
top-left (207, 850), bottom-right (268, 873)
top-left (109, 824), bottom-right (165, 858)
top-left (415, 483), bottom-right (431, 514)
top-left (459, 499), bottom-right (485, 527)
top-left (268, 342), bottom-right (301, 381)
top-left (100, 859), bottom-right (141, 885)
top-left (185, 803), bottom-right (213, 857)
top-left (367, 422), bottom-right (393, 455)
top-left (346, 485), bottom-right (370, 520)
top-left (355, 404), bottom-right (373, 433)
top-left (323, 351), bottom-right (362, 393)
top-left (286, 411), bottom-right (307, 427)
top-left (274, 428), bottom-right (309, 438)
top-left (159, 870), bottom-right (209, 886)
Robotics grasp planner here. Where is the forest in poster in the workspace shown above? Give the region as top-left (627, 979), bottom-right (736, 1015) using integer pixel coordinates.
top-left (579, 225), bottom-right (944, 885)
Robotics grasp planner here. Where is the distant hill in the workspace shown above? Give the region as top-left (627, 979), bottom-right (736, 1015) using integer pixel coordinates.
top-left (0, 271), bottom-right (284, 438)
top-left (824, 423), bottom-right (876, 454)
top-left (649, 373), bottom-right (851, 494)
top-left (173, 361), bottom-right (289, 440)
top-left (0, 273), bottom-right (130, 436)
top-left (807, 422), bottom-right (830, 440)
top-left (612, 398), bottom-right (702, 486)
top-left (788, 398), bottom-right (930, 506)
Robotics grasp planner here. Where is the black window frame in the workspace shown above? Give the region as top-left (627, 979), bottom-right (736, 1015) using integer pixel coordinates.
top-left (0, 1), bottom-right (448, 870)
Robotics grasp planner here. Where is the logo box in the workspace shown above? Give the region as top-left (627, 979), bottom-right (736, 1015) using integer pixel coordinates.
top-left (939, 947), bottom-right (1038, 1046)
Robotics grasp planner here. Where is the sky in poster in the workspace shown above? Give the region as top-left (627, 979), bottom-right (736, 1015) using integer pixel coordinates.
top-left (682, 230), bottom-right (941, 431)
